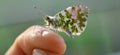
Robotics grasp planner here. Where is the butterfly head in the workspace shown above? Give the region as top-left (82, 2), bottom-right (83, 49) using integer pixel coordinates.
top-left (44, 15), bottom-right (57, 29)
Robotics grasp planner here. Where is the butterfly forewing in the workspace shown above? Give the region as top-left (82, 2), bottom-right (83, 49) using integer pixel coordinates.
top-left (44, 5), bottom-right (88, 38)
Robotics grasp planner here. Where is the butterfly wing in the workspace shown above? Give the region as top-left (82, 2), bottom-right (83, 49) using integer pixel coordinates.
top-left (54, 5), bottom-right (88, 37)
top-left (44, 5), bottom-right (88, 38)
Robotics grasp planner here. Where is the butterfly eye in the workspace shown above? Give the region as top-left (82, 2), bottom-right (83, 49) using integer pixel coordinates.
top-left (44, 16), bottom-right (50, 21)
top-left (44, 16), bottom-right (51, 26)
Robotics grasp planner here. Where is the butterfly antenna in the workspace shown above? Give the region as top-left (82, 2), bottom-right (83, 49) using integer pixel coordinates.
top-left (32, 0), bottom-right (47, 18)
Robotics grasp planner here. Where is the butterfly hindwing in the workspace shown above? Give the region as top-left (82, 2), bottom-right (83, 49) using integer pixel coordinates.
top-left (44, 5), bottom-right (88, 38)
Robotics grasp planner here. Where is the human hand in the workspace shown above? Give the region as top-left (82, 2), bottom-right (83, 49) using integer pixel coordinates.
top-left (5, 25), bottom-right (66, 55)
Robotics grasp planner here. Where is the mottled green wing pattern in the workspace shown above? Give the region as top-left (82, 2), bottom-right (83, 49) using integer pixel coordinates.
top-left (44, 5), bottom-right (88, 38)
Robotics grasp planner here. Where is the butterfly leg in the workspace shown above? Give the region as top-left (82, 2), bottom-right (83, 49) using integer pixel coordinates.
top-left (65, 30), bottom-right (74, 38)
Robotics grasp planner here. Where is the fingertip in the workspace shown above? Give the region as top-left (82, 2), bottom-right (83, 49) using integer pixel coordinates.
top-left (41, 30), bottom-right (66, 54)
top-left (17, 25), bottom-right (66, 55)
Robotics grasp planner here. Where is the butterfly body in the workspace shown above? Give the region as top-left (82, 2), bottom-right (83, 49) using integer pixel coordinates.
top-left (44, 5), bottom-right (88, 38)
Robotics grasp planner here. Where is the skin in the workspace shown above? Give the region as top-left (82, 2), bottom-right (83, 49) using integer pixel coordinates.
top-left (5, 25), bottom-right (66, 55)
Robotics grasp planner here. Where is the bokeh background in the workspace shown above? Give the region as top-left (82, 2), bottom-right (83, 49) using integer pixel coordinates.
top-left (0, 0), bottom-right (120, 55)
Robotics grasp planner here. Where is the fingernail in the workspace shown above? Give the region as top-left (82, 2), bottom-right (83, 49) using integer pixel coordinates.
top-left (32, 49), bottom-right (47, 55)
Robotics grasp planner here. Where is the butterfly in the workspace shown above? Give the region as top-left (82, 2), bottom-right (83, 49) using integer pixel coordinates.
top-left (43, 5), bottom-right (88, 38)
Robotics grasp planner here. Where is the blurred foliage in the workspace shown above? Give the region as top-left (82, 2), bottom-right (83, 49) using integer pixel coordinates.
top-left (0, 0), bottom-right (120, 55)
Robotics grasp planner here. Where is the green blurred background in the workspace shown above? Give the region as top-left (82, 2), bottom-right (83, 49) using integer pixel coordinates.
top-left (0, 0), bottom-right (120, 55)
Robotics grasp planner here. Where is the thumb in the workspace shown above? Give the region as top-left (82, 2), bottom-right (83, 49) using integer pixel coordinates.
top-left (32, 49), bottom-right (47, 55)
